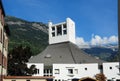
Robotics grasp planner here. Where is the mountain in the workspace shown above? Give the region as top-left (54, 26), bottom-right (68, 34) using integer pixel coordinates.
top-left (81, 46), bottom-right (118, 61)
top-left (5, 15), bottom-right (118, 61)
top-left (5, 16), bottom-right (48, 55)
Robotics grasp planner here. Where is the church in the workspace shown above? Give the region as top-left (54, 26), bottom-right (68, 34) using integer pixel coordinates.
top-left (0, 0), bottom-right (119, 81)
top-left (29, 18), bottom-right (104, 66)
top-left (28, 18), bottom-right (120, 81)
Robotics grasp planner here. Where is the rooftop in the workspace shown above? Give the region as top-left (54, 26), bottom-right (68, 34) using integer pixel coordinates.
top-left (29, 42), bottom-right (105, 66)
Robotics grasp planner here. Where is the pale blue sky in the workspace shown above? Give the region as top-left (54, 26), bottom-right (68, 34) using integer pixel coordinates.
top-left (2, 0), bottom-right (118, 44)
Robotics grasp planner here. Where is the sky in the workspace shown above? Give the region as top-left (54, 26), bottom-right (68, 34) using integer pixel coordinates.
top-left (2, 0), bottom-right (118, 46)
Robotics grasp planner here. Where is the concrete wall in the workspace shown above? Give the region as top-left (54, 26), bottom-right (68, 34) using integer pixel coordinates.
top-left (66, 18), bottom-right (75, 44)
top-left (26, 62), bottom-right (120, 81)
top-left (49, 18), bottom-right (75, 44)
top-left (103, 62), bottom-right (120, 80)
top-left (53, 63), bottom-right (99, 81)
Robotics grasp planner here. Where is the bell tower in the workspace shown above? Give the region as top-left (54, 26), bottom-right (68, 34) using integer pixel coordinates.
top-left (48, 18), bottom-right (76, 44)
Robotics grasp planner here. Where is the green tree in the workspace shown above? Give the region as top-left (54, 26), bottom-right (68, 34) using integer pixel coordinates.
top-left (8, 45), bottom-right (37, 76)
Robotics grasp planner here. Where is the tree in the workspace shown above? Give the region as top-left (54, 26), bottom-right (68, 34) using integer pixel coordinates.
top-left (8, 45), bottom-right (37, 76)
top-left (95, 73), bottom-right (106, 81)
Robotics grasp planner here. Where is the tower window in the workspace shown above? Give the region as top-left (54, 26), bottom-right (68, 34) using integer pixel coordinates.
top-left (52, 32), bottom-right (55, 37)
top-left (63, 24), bottom-right (67, 29)
top-left (63, 30), bottom-right (67, 35)
top-left (57, 25), bottom-right (62, 36)
top-left (52, 27), bottom-right (55, 31)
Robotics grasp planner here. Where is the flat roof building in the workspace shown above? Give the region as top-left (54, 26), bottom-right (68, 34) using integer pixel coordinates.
top-left (0, 0), bottom-right (9, 81)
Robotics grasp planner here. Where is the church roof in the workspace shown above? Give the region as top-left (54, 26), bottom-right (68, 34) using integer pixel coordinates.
top-left (29, 42), bottom-right (105, 66)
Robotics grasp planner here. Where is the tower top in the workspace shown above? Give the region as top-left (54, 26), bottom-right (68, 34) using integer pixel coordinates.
top-left (48, 18), bottom-right (76, 44)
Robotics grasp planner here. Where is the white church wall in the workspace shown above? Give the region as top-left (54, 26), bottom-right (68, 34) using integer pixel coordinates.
top-left (26, 62), bottom-right (120, 81)
top-left (103, 62), bottom-right (120, 80)
top-left (78, 63), bottom-right (100, 78)
top-left (53, 63), bottom-right (99, 81)
top-left (27, 63), bottom-right (44, 76)
top-left (66, 18), bottom-right (76, 44)
top-left (48, 18), bottom-right (75, 44)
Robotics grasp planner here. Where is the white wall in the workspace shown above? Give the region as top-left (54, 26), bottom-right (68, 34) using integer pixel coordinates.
top-left (27, 63), bottom-right (44, 76)
top-left (27, 62), bottom-right (120, 81)
top-left (103, 62), bottom-right (120, 80)
top-left (53, 63), bottom-right (99, 81)
top-left (49, 18), bottom-right (75, 44)
top-left (67, 18), bottom-right (76, 44)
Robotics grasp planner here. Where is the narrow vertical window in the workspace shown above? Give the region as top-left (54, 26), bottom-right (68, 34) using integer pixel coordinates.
top-left (57, 25), bottom-right (62, 36)
top-left (63, 24), bottom-right (67, 35)
top-left (51, 26), bottom-right (55, 37)
top-left (52, 27), bottom-right (55, 31)
top-left (52, 32), bottom-right (55, 37)
top-left (63, 30), bottom-right (67, 35)
top-left (63, 24), bottom-right (66, 29)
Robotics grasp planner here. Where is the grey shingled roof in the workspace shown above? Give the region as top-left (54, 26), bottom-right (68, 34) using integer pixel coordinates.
top-left (29, 42), bottom-right (105, 66)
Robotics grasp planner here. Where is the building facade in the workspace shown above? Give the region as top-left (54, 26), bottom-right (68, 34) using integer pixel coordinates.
top-left (0, 0), bottom-right (8, 81)
top-left (27, 62), bottom-right (120, 81)
top-left (103, 62), bottom-right (120, 81)
top-left (29, 18), bottom-right (120, 81)
top-left (0, 1), bottom-right (54, 81)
